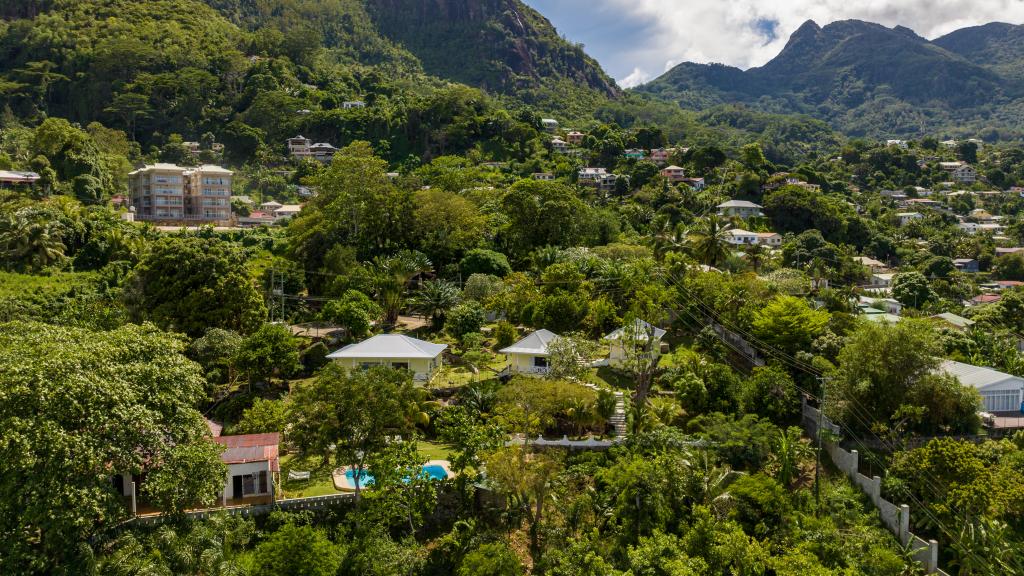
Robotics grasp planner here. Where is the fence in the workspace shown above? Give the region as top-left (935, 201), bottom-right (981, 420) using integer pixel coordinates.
top-left (802, 399), bottom-right (949, 575)
top-left (127, 493), bottom-right (355, 527)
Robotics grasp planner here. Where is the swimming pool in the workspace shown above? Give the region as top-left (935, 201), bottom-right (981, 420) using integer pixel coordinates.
top-left (339, 463), bottom-right (450, 489)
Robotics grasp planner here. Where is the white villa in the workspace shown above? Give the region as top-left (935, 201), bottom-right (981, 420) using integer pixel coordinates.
top-left (604, 320), bottom-right (666, 368)
top-left (896, 212), bottom-right (924, 226)
top-left (941, 360), bottom-right (1024, 413)
top-left (500, 329), bottom-right (558, 376)
top-left (327, 334), bottom-right (447, 381)
top-left (726, 229), bottom-right (782, 247)
top-left (718, 200), bottom-right (764, 218)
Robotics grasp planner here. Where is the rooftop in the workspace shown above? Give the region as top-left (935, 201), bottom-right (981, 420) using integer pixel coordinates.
top-left (605, 319), bottom-right (667, 342)
top-left (327, 334), bottom-right (447, 359)
top-left (941, 360), bottom-right (1023, 391)
top-left (214, 433), bottom-right (281, 470)
top-left (500, 329), bottom-right (558, 356)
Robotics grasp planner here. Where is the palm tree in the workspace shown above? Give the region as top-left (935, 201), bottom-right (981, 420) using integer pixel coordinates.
top-left (648, 396), bottom-right (685, 427)
top-left (687, 451), bottom-right (743, 518)
top-left (371, 250), bottom-right (432, 327)
top-left (0, 213), bottom-right (66, 271)
top-left (411, 279), bottom-right (461, 330)
top-left (686, 214), bottom-right (733, 267)
top-left (530, 245), bottom-right (561, 273)
top-left (744, 241), bottom-right (767, 273)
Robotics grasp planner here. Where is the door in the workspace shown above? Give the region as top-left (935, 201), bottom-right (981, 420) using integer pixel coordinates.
top-left (112, 474), bottom-right (124, 495)
top-left (232, 475), bottom-right (243, 499)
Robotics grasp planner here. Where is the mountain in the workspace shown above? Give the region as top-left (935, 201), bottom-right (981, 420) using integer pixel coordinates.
top-left (934, 22), bottom-right (1024, 81)
top-left (637, 19), bottom-right (1024, 139)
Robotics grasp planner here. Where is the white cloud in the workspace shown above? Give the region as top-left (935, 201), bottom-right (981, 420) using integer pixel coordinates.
top-left (571, 0), bottom-right (1024, 81)
top-left (620, 67), bottom-right (652, 88)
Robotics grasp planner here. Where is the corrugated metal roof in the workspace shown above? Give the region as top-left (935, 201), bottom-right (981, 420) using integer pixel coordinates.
top-left (500, 329), bottom-right (558, 355)
top-left (941, 360), bottom-right (1023, 391)
top-left (214, 433), bottom-right (280, 471)
top-left (327, 334), bottom-right (447, 359)
top-left (605, 319), bottom-right (667, 341)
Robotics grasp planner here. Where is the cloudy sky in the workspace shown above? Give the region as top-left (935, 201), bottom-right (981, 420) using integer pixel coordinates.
top-left (524, 0), bottom-right (1024, 87)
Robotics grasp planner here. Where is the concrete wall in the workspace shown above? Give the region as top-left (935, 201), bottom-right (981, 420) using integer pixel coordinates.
top-left (802, 399), bottom-right (944, 574)
top-left (332, 356), bottom-right (439, 381)
top-left (508, 352), bottom-right (549, 375)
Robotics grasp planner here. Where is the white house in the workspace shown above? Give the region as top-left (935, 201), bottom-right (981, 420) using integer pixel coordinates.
top-left (941, 360), bottom-right (1024, 413)
top-left (604, 320), bottom-right (666, 368)
top-left (896, 212), bottom-right (923, 226)
top-left (342, 100), bottom-right (366, 109)
top-left (541, 118), bottom-right (559, 131)
top-left (871, 273), bottom-right (896, 287)
top-left (939, 161), bottom-right (977, 184)
top-left (500, 329), bottom-right (558, 376)
top-left (551, 138), bottom-right (569, 154)
top-left (718, 200), bottom-right (764, 218)
top-left (578, 167), bottom-right (608, 182)
top-left (532, 172), bottom-right (555, 181)
top-left (327, 334), bottom-right (447, 381)
top-left (725, 229), bottom-right (782, 247)
top-left (214, 432), bottom-right (280, 504)
top-left (273, 204), bottom-right (303, 220)
top-left (886, 139), bottom-right (908, 149)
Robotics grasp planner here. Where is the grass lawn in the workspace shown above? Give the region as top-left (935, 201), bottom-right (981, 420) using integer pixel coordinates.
top-left (278, 453), bottom-right (340, 498)
top-left (417, 440), bottom-right (454, 461)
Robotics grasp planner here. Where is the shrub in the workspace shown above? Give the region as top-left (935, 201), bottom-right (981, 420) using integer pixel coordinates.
top-left (447, 302), bottom-right (485, 339)
top-left (460, 249), bottom-right (512, 278)
top-left (493, 321), bottom-right (518, 350)
top-left (729, 473), bottom-right (790, 536)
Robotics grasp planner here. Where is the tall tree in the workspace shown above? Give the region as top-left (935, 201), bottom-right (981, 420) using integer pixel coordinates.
top-left (686, 214), bottom-right (733, 267)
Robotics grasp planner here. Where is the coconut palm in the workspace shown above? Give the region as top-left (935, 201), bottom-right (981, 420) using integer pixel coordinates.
top-left (0, 213), bottom-right (67, 271)
top-left (687, 451), bottom-right (743, 518)
top-left (371, 250), bottom-right (432, 327)
top-left (648, 396), bottom-right (685, 427)
top-left (686, 214), bottom-right (734, 267)
top-left (411, 279), bottom-right (461, 330)
top-left (744, 241), bottom-right (767, 273)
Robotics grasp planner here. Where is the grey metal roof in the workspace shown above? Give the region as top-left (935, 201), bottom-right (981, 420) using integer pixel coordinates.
top-left (327, 334), bottom-right (447, 359)
top-left (500, 329), bottom-right (558, 355)
top-left (718, 200), bottom-right (762, 208)
top-left (941, 360), bottom-right (1023, 391)
top-left (604, 319), bottom-right (667, 341)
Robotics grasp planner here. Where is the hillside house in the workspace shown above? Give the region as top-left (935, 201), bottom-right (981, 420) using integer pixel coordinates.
top-left (342, 100), bottom-right (366, 109)
top-left (532, 172), bottom-right (555, 181)
top-left (649, 148), bottom-right (673, 164)
top-left (941, 360), bottom-right (1023, 413)
top-left (896, 212), bottom-right (923, 226)
top-left (541, 118), bottom-right (559, 132)
top-left (660, 165), bottom-right (686, 183)
top-left (853, 256), bottom-right (888, 273)
top-left (953, 258), bottom-right (980, 273)
top-left (726, 229), bottom-right (782, 247)
top-left (551, 138), bottom-right (569, 154)
top-left (939, 161), bottom-right (977, 184)
top-left (214, 433), bottom-right (280, 505)
top-left (717, 200), bottom-right (764, 218)
top-left (886, 139), bottom-right (908, 149)
top-left (500, 329), bottom-right (558, 376)
top-left (680, 177), bottom-right (706, 190)
top-left (0, 170), bottom-right (40, 190)
top-left (931, 312), bottom-right (976, 331)
top-left (604, 320), bottom-right (667, 368)
top-left (566, 131), bottom-right (585, 145)
top-left (327, 334), bottom-right (447, 382)
top-left (624, 148), bottom-right (645, 159)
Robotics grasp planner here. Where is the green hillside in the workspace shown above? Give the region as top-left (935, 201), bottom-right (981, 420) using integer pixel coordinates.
top-left (637, 19), bottom-right (1024, 140)
top-left (934, 21), bottom-right (1024, 82)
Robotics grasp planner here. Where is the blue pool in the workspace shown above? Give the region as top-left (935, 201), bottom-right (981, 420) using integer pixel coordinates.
top-left (344, 464), bottom-right (449, 486)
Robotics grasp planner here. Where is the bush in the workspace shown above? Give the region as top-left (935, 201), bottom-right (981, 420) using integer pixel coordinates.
top-left (301, 341), bottom-right (330, 374)
top-left (447, 302), bottom-right (485, 339)
top-left (493, 321), bottom-right (518, 350)
top-left (458, 542), bottom-right (524, 576)
top-left (728, 473), bottom-right (790, 536)
top-left (252, 523), bottom-right (342, 576)
top-left (460, 249), bottom-right (512, 278)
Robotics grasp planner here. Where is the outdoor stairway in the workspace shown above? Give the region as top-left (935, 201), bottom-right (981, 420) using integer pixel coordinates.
top-left (610, 392), bottom-right (627, 439)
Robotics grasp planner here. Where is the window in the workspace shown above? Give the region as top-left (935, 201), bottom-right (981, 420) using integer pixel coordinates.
top-left (235, 470), bottom-right (269, 497)
top-left (391, 362), bottom-right (409, 371)
top-left (534, 356), bottom-right (549, 368)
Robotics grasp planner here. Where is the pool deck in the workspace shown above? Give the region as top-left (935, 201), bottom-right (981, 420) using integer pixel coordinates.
top-left (332, 460), bottom-right (453, 491)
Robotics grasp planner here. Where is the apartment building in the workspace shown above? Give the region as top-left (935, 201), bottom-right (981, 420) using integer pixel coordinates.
top-left (129, 164), bottom-right (232, 222)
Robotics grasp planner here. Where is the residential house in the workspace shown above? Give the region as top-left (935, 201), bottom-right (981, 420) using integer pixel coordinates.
top-left (551, 138), bottom-right (569, 154)
top-left (953, 258), bottom-right (980, 273)
top-left (853, 256), bottom-right (888, 273)
top-left (997, 247), bottom-right (1024, 257)
top-left (941, 360), bottom-right (1023, 412)
top-left (969, 293), bottom-right (1002, 306)
top-left (940, 139), bottom-right (958, 149)
top-left (896, 212), bottom-right (923, 226)
top-left (500, 329), bottom-right (558, 376)
top-left (0, 170), bottom-right (40, 189)
top-left (183, 141), bottom-right (201, 154)
top-left (649, 148), bottom-right (673, 164)
top-left (287, 135), bottom-right (312, 157)
top-left (532, 172), bottom-right (555, 181)
top-left (327, 334), bottom-right (447, 382)
top-left (726, 229), bottom-right (782, 247)
top-left (214, 433), bottom-right (281, 505)
top-left (541, 118), bottom-right (559, 132)
top-left (566, 131), bottom-right (585, 145)
top-left (660, 165), bottom-right (686, 183)
top-left (858, 295), bottom-right (902, 315)
top-left (959, 222), bottom-right (980, 234)
top-left (273, 205), bottom-right (303, 220)
top-left (861, 308), bottom-right (901, 323)
top-left (342, 101), bottom-right (366, 109)
top-left (604, 320), bottom-right (666, 368)
top-left (129, 164), bottom-right (232, 222)
top-left (259, 200), bottom-right (283, 212)
top-left (939, 161), bottom-right (977, 184)
top-left (717, 200), bottom-right (764, 218)
top-left (578, 167), bottom-right (619, 193)
top-left (624, 148), bottom-right (645, 159)
top-left (680, 177), bottom-right (706, 190)
top-left (886, 139), bottom-right (908, 149)
top-left (308, 142), bottom-right (339, 163)
top-left (871, 273), bottom-right (896, 288)
top-left (931, 312), bottom-right (976, 331)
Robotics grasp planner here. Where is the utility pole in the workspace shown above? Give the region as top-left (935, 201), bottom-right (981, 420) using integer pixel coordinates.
top-left (269, 268), bottom-right (276, 323)
top-left (814, 377), bottom-right (828, 514)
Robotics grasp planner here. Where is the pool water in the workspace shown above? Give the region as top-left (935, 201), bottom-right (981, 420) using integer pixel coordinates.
top-left (344, 464), bottom-right (448, 486)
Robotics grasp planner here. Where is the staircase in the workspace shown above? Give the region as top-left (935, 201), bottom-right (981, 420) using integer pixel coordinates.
top-left (609, 391), bottom-right (627, 439)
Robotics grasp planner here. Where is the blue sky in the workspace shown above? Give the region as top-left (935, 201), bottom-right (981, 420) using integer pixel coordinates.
top-left (524, 0), bottom-right (1024, 87)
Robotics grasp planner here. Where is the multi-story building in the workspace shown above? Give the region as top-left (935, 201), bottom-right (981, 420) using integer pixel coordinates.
top-left (129, 164), bottom-right (232, 222)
